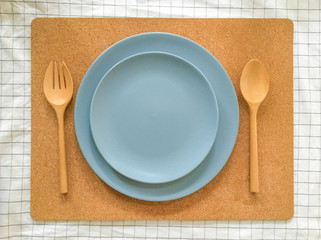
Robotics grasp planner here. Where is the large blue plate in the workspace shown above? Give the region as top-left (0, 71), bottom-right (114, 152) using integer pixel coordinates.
top-left (90, 52), bottom-right (219, 184)
top-left (74, 32), bottom-right (239, 201)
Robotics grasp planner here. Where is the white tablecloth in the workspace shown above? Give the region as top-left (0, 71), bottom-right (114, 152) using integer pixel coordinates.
top-left (0, 0), bottom-right (320, 239)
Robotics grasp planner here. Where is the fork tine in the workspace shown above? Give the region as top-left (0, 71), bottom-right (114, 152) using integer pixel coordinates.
top-left (44, 61), bottom-right (54, 90)
top-left (59, 61), bottom-right (65, 89)
top-left (54, 61), bottom-right (60, 89)
top-left (62, 61), bottom-right (73, 89)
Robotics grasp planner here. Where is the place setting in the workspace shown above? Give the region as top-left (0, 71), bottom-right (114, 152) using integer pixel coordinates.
top-left (31, 18), bottom-right (293, 220)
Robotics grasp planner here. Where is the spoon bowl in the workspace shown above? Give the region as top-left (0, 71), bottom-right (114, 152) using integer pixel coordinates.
top-left (240, 59), bottom-right (269, 105)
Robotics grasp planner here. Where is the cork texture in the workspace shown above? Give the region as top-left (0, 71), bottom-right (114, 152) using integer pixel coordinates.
top-left (31, 18), bottom-right (293, 220)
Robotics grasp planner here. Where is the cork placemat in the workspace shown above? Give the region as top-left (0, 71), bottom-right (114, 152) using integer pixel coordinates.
top-left (31, 18), bottom-right (293, 220)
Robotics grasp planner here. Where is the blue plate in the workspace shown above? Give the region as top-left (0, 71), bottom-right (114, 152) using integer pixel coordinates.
top-left (90, 52), bottom-right (219, 184)
top-left (74, 32), bottom-right (239, 201)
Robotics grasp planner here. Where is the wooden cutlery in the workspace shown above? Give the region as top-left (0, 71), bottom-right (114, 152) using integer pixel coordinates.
top-left (240, 59), bottom-right (269, 193)
top-left (43, 61), bottom-right (73, 194)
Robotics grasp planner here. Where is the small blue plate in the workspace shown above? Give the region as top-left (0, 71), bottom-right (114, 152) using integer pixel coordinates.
top-left (74, 32), bottom-right (239, 201)
top-left (90, 52), bottom-right (219, 184)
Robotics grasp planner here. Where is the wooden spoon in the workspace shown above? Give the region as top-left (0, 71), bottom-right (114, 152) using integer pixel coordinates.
top-left (44, 61), bottom-right (73, 194)
top-left (240, 59), bottom-right (269, 193)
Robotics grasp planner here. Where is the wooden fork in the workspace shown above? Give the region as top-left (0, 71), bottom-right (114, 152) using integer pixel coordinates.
top-left (43, 61), bottom-right (73, 194)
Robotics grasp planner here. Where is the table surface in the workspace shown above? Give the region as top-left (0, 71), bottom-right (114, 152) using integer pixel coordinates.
top-left (0, 0), bottom-right (320, 239)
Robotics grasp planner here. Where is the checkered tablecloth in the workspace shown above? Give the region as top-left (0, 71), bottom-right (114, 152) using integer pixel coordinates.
top-left (0, 0), bottom-right (320, 239)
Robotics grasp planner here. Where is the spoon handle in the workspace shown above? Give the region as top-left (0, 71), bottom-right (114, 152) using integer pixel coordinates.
top-left (250, 107), bottom-right (259, 192)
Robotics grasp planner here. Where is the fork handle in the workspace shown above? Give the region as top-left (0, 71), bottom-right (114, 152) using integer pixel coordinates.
top-left (56, 107), bottom-right (68, 194)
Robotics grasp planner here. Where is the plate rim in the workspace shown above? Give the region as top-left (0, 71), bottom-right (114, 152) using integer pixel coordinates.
top-left (74, 32), bottom-right (239, 201)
